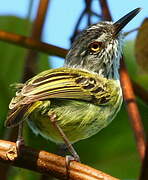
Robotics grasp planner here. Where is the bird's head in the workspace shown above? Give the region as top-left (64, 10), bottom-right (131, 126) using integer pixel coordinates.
top-left (65, 8), bottom-right (141, 80)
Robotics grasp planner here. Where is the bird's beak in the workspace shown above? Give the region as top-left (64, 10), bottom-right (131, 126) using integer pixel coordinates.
top-left (113, 8), bottom-right (141, 36)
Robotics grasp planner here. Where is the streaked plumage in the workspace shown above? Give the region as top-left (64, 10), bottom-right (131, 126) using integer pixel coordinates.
top-left (5, 8), bottom-right (141, 146)
top-left (6, 67), bottom-right (122, 143)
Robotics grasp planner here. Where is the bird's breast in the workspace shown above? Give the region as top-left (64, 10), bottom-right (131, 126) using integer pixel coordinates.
top-left (27, 88), bottom-right (122, 144)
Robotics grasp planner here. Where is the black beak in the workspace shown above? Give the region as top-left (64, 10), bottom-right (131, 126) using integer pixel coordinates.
top-left (114, 8), bottom-right (141, 36)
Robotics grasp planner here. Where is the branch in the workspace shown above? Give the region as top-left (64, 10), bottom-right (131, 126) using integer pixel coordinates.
top-left (124, 27), bottom-right (139, 36)
top-left (31, 0), bottom-right (49, 40)
top-left (99, 0), bottom-right (146, 161)
top-left (120, 60), bottom-right (146, 160)
top-left (99, 0), bottom-right (112, 21)
top-left (0, 140), bottom-right (120, 180)
top-left (85, 0), bottom-right (92, 25)
top-left (139, 140), bottom-right (148, 180)
top-left (0, 30), bottom-right (67, 58)
top-left (71, 0), bottom-right (101, 43)
top-left (23, 0), bottom-right (50, 81)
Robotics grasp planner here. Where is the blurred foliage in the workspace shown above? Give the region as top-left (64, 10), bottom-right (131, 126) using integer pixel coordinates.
top-left (0, 16), bottom-right (49, 133)
top-left (0, 16), bottom-right (50, 179)
top-left (124, 40), bottom-right (148, 90)
top-left (135, 18), bottom-right (148, 74)
top-left (0, 16), bottom-right (148, 180)
top-left (0, 16), bottom-right (29, 131)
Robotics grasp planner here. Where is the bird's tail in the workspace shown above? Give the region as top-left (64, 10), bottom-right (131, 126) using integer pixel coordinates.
top-left (5, 104), bottom-right (32, 127)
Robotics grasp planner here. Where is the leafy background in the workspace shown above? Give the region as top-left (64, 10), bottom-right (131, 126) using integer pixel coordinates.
top-left (0, 1), bottom-right (148, 180)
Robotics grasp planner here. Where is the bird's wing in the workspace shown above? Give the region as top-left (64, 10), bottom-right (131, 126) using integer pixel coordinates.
top-left (6, 67), bottom-right (113, 127)
top-left (19, 67), bottom-right (111, 105)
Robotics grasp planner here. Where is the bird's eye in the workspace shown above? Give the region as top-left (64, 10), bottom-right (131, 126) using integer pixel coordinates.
top-left (89, 41), bottom-right (102, 53)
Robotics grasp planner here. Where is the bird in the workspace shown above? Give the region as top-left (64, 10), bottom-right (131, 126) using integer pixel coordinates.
top-left (5, 8), bottom-right (141, 161)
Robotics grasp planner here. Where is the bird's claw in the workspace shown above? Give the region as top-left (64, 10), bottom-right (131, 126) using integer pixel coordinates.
top-left (16, 137), bottom-right (25, 155)
top-left (65, 155), bottom-right (80, 179)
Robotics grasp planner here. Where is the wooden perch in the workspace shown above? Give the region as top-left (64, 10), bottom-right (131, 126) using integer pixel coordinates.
top-left (0, 140), bottom-right (119, 180)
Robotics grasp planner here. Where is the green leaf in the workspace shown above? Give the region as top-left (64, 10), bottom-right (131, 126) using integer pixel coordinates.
top-left (0, 16), bottom-right (49, 135)
top-left (37, 53), bottom-right (50, 73)
top-left (0, 16), bottom-right (49, 179)
top-left (124, 40), bottom-right (148, 90)
top-left (0, 16), bottom-right (31, 135)
top-left (135, 18), bottom-right (148, 74)
top-left (124, 41), bottom-right (138, 78)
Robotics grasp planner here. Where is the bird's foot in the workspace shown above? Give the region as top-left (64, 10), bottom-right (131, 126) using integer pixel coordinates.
top-left (16, 137), bottom-right (25, 155)
top-left (65, 155), bottom-right (80, 179)
top-left (16, 123), bottom-right (24, 155)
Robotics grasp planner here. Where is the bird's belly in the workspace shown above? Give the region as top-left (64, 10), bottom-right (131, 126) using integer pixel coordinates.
top-left (27, 98), bottom-right (122, 144)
